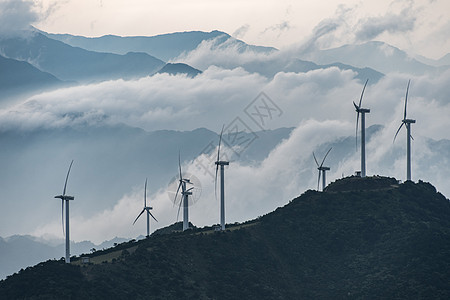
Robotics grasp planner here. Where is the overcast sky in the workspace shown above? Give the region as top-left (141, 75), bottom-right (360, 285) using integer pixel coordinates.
top-left (8, 0), bottom-right (449, 59)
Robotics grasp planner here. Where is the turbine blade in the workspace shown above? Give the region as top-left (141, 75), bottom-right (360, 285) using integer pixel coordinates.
top-left (217, 124), bottom-right (224, 162)
top-left (313, 152), bottom-right (319, 167)
top-left (214, 164), bottom-right (219, 201)
top-left (178, 150), bottom-right (183, 180)
top-left (353, 101), bottom-right (359, 111)
top-left (358, 79), bottom-right (368, 108)
top-left (404, 79), bottom-right (410, 120)
top-left (186, 187), bottom-right (194, 192)
top-left (144, 178), bottom-right (147, 207)
top-left (355, 111), bottom-right (360, 151)
top-left (176, 199), bottom-right (182, 222)
top-left (215, 125), bottom-right (224, 201)
top-left (63, 160), bottom-right (74, 195)
top-left (320, 147), bottom-right (332, 168)
top-left (173, 182), bottom-right (182, 207)
top-left (317, 171), bottom-right (321, 191)
top-left (61, 200), bottom-right (65, 236)
top-left (149, 211), bottom-right (158, 222)
top-left (133, 208), bottom-right (146, 225)
top-left (410, 134), bottom-right (414, 141)
top-left (393, 123), bottom-right (404, 143)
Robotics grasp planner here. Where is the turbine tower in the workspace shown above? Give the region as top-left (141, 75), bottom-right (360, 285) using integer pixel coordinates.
top-left (215, 125), bottom-right (229, 231)
top-left (394, 80), bottom-right (416, 181)
top-left (54, 160), bottom-right (74, 264)
top-left (174, 152), bottom-right (194, 231)
top-left (313, 147), bottom-right (332, 191)
top-left (353, 79), bottom-right (370, 177)
top-left (133, 178), bottom-right (157, 237)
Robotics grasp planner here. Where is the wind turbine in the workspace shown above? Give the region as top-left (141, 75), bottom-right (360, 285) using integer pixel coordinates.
top-left (215, 125), bottom-right (229, 231)
top-left (174, 152), bottom-right (194, 231)
top-left (394, 80), bottom-right (416, 181)
top-left (54, 160), bottom-right (74, 264)
top-left (353, 79), bottom-right (370, 177)
top-left (313, 147), bottom-right (332, 191)
top-left (133, 178), bottom-right (157, 237)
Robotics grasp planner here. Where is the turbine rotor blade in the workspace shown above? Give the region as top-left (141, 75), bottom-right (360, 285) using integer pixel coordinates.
top-left (214, 164), bottom-right (219, 201)
top-left (317, 171), bottom-right (321, 191)
top-left (173, 182), bottom-right (182, 207)
top-left (144, 178), bottom-right (147, 207)
top-left (215, 124), bottom-right (225, 201)
top-left (358, 79), bottom-right (369, 108)
top-left (217, 124), bottom-right (224, 162)
top-left (312, 152), bottom-right (319, 167)
top-left (393, 123), bottom-right (404, 143)
top-left (178, 151), bottom-right (182, 180)
top-left (61, 200), bottom-right (65, 236)
top-left (176, 200), bottom-right (182, 222)
top-left (149, 211), bottom-right (158, 222)
top-left (133, 208), bottom-right (146, 225)
top-left (404, 79), bottom-right (410, 120)
top-left (355, 111), bottom-right (360, 150)
top-left (320, 147), bottom-right (332, 168)
top-left (63, 160), bottom-right (74, 195)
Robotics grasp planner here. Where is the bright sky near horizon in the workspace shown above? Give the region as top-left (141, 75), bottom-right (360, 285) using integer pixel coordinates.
top-left (15, 0), bottom-right (450, 59)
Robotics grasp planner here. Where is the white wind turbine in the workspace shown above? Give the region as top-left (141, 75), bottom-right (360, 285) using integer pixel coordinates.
top-left (313, 147), bottom-right (332, 191)
top-left (133, 178), bottom-right (157, 237)
top-left (353, 79), bottom-right (370, 177)
top-left (54, 160), bottom-right (74, 263)
top-left (215, 125), bottom-right (229, 231)
top-left (394, 80), bottom-right (416, 181)
top-left (174, 152), bottom-right (194, 231)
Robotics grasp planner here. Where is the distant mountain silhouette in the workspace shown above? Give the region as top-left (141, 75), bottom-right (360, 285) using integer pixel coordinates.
top-left (42, 30), bottom-right (276, 62)
top-left (302, 41), bottom-right (448, 75)
top-left (39, 29), bottom-right (383, 82)
top-left (0, 54), bottom-right (62, 98)
top-left (157, 63), bottom-right (202, 77)
top-left (0, 32), bottom-right (165, 83)
top-left (278, 58), bottom-right (384, 83)
top-left (1, 178), bottom-right (449, 299)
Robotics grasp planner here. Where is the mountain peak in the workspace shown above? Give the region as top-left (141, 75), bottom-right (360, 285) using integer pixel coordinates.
top-left (157, 63), bottom-right (202, 77)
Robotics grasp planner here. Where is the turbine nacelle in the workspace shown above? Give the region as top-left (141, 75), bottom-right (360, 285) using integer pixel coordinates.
top-left (318, 166), bottom-right (330, 171)
top-left (403, 119), bottom-right (416, 124)
top-left (215, 161), bottom-right (229, 166)
top-left (54, 195), bottom-right (74, 200)
top-left (358, 107), bottom-right (370, 113)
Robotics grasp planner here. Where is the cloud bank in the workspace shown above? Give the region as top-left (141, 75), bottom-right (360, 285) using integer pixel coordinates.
top-left (0, 65), bottom-right (443, 243)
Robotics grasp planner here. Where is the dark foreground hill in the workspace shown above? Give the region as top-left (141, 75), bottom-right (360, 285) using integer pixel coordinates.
top-left (1, 178), bottom-right (450, 299)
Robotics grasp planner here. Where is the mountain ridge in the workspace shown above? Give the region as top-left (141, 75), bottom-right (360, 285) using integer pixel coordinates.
top-left (0, 32), bottom-right (165, 83)
top-left (42, 30), bottom-right (276, 62)
top-left (302, 40), bottom-right (449, 75)
top-left (1, 178), bottom-right (449, 299)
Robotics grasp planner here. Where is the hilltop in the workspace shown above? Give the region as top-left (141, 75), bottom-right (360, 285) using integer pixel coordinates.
top-left (1, 177), bottom-right (450, 299)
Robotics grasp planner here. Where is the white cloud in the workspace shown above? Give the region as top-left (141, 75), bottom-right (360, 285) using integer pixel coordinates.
top-left (0, 0), bottom-right (58, 37)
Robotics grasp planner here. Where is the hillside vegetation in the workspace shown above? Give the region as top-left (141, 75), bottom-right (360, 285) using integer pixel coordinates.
top-left (1, 177), bottom-right (449, 299)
